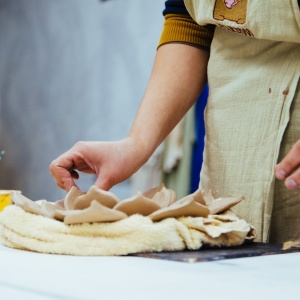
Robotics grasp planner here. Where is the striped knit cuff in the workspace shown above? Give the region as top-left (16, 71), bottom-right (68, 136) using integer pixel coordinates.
top-left (158, 14), bottom-right (215, 50)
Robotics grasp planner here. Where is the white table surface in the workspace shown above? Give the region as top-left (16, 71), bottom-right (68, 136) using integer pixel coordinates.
top-left (0, 244), bottom-right (299, 300)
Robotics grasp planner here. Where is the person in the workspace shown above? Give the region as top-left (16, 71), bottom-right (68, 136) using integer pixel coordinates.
top-left (50, 0), bottom-right (300, 244)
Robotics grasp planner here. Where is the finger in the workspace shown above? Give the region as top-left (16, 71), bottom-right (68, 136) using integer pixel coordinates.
top-left (275, 140), bottom-right (300, 180)
top-left (49, 157), bottom-right (77, 191)
top-left (94, 174), bottom-right (113, 191)
top-left (284, 173), bottom-right (300, 190)
top-left (54, 177), bottom-right (76, 191)
top-left (51, 166), bottom-right (75, 191)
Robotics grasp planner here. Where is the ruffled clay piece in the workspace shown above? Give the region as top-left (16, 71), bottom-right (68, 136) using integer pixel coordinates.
top-left (11, 191), bottom-right (56, 219)
top-left (53, 199), bottom-right (65, 210)
top-left (245, 225), bottom-right (256, 241)
top-left (73, 185), bottom-right (120, 210)
top-left (142, 183), bottom-right (165, 199)
top-left (64, 187), bottom-right (86, 210)
top-left (45, 201), bottom-right (65, 221)
top-left (191, 189), bottom-right (207, 205)
top-left (149, 197), bottom-right (210, 222)
top-left (283, 240), bottom-right (300, 250)
top-left (202, 190), bottom-right (214, 206)
top-left (9, 183), bottom-right (247, 226)
top-left (58, 200), bottom-right (127, 225)
top-left (151, 186), bottom-right (176, 208)
top-left (212, 209), bottom-right (255, 240)
top-left (37, 200), bottom-right (65, 221)
top-left (178, 189), bottom-right (206, 206)
top-left (114, 192), bottom-right (161, 216)
top-left (208, 196), bottom-right (245, 215)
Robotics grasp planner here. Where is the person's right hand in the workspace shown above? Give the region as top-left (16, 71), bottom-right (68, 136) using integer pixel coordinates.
top-left (49, 138), bottom-right (148, 192)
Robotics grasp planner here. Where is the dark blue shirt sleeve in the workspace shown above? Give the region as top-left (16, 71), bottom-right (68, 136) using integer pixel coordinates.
top-left (163, 0), bottom-right (189, 16)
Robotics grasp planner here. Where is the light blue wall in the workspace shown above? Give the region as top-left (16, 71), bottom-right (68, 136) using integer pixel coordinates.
top-left (0, 0), bottom-right (163, 201)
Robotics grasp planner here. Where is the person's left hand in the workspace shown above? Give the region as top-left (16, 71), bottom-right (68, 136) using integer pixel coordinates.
top-left (275, 139), bottom-right (300, 190)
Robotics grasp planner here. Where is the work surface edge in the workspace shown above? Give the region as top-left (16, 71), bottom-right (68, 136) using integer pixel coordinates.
top-left (1, 244), bottom-right (300, 300)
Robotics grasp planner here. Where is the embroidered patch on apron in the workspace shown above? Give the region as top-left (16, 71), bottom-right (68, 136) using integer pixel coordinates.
top-left (184, 0), bottom-right (300, 43)
top-left (213, 0), bottom-right (248, 24)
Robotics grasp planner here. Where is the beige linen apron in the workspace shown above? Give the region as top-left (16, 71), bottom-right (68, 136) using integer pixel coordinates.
top-left (184, 0), bottom-right (300, 242)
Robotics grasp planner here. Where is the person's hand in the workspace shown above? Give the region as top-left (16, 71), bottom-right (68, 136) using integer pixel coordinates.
top-left (50, 43), bottom-right (210, 192)
top-left (49, 138), bottom-right (149, 191)
top-left (275, 139), bottom-right (300, 190)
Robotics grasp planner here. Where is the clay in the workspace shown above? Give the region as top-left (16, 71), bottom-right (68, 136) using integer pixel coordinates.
top-left (283, 240), bottom-right (300, 250)
top-left (11, 191), bottom-right (56, 219)
top-left (53, 199), bottom-right (65, 210)
top-left (208, 195), bottom-right (244, 215)
top-left (151, 186), bottom-right (176, 208)
top-left (177, 189), bottom-right (206, 206)
top-left (149, 197), bottom-right (210, 222)
top-left (114, 192), bottom-right (161, 216)
top-left (64, 187), bottom-right (86, 210)
top-left (58, 200), bottom-right (127, 224)
top-left (10, 183), bottom-right (247, 225)
top-left (142, 183), bottom-right (165, 198)
top-left (73, 185), bottom-right (120, 210)
top-left (201, 190), bottom-right (215, 206)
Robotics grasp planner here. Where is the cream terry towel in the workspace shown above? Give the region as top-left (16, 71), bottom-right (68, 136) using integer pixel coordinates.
top-left (0, 205), bottom-right (254, 256)
top-left (0, 184), bottom-right (255, 256)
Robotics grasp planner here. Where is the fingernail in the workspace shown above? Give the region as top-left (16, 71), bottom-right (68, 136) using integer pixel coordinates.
top-left (286, 179), bottom-right (297, 190)
top-left (276, 170), bottom-right (286, 180)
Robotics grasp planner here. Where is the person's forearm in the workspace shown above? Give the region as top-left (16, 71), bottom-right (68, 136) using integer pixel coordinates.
top-left (129, 43), bottom-right (209, 163)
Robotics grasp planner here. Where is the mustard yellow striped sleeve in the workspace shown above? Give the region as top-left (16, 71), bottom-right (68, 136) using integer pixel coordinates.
top-left (158, 13), bottom-right (215, 50)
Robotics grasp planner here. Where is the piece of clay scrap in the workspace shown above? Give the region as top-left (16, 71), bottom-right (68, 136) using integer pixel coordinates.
top-left (11, 192), bottom-right (56, 219)
top-left (245, 225), bottom-right (256, 241)
top-left (208, 196), bottom-right (245, 215)
top-left (58, 200), bottom-right (127, 224)
top-left (39, 200), bottom-right (65, 220)
top-left (38, 200), bottom-right (55, 216)
top-left (114, 192), bottom-right (161, 216)
top-left (42, 201), bottom-right (65, 221)
top-left (177, 189), bottom-right (206, 206)
top-left (202, 190), bottom-right (214, 206)
top-left (149, 198), bottom-right (209, 222)
top-left (73, 185), bottom-right (120, 210)
top-left (151, 186), bottom-right (176, 208)
top-left (142, 183), bottom-right (165, 199)
top-left (189, 189), bottom-right (207, 205)
top-left (282, 240), bottom-right (300, 250)
top-left (53, 199), bottom-right (65, 210)
top-left (42, 199), bottom-right (65, 221)
top-left (64, 187), bottom-right (86, 210)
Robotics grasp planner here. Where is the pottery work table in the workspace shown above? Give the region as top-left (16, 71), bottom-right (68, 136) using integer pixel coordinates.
top-left (0, 244), bottom-right (299, 300)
